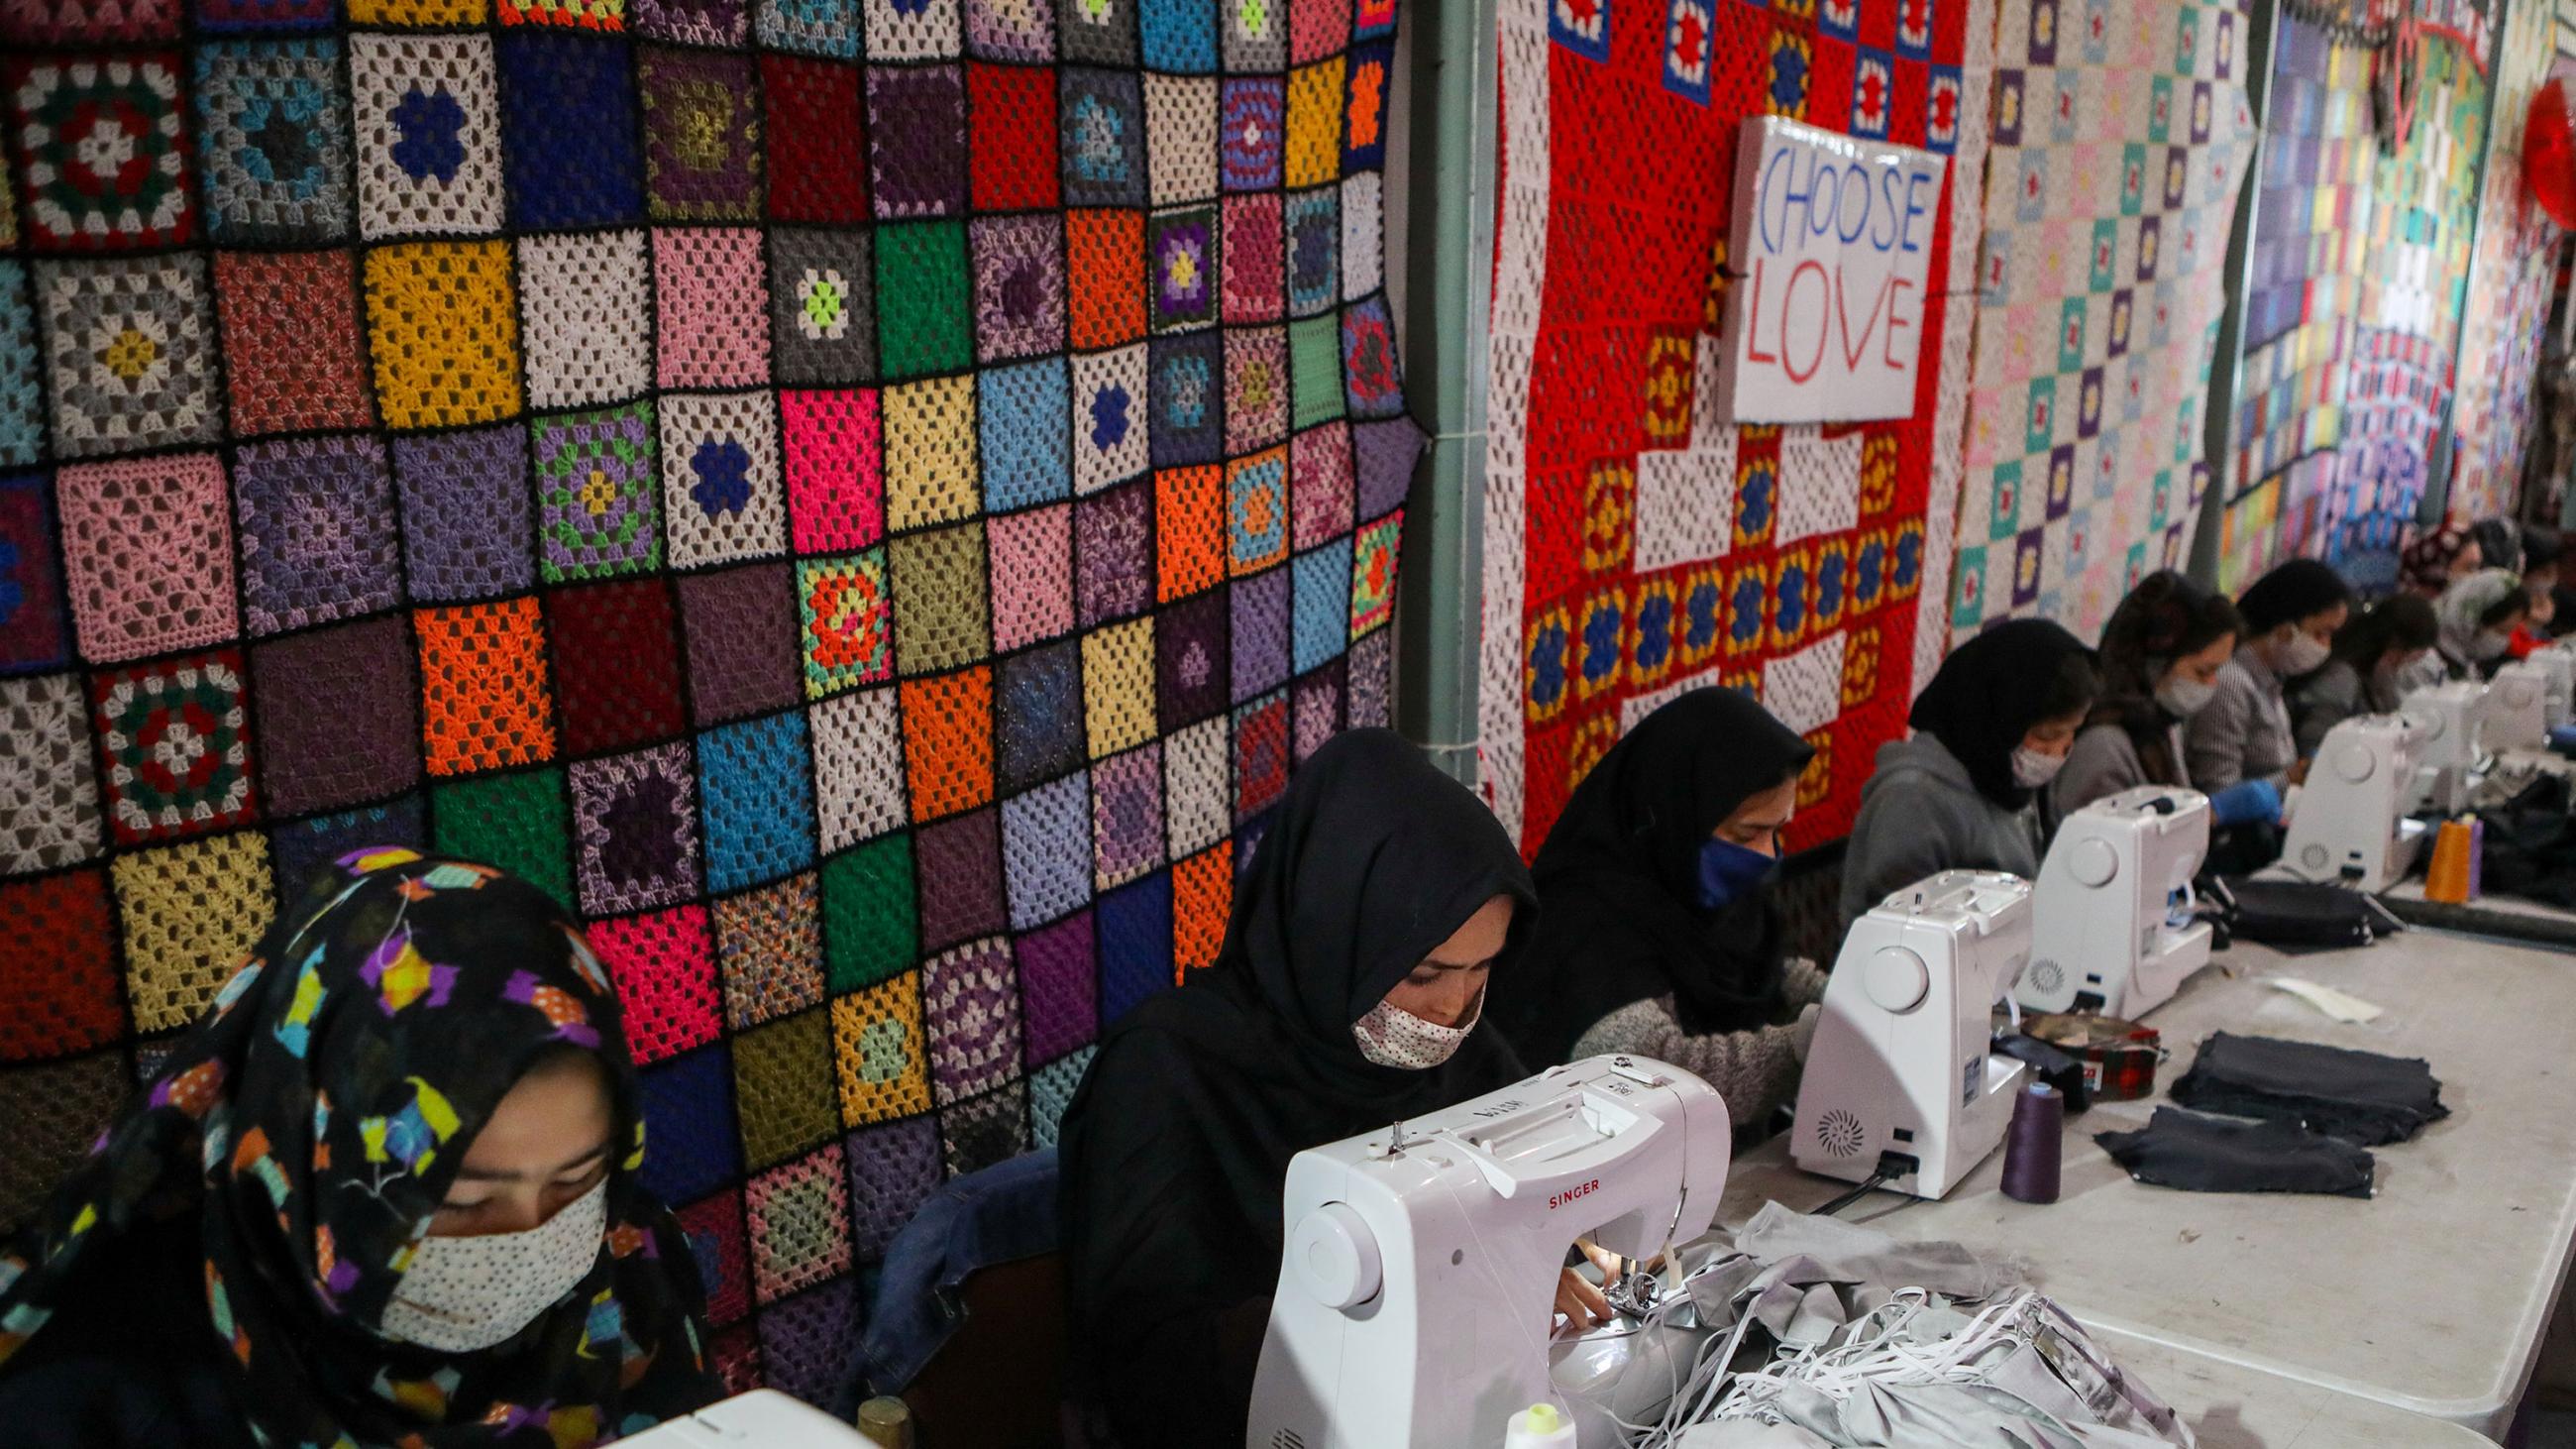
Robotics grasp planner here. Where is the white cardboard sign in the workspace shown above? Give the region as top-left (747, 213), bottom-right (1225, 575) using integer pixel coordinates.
top-left (1712, 115), bottom-right (1947, 424)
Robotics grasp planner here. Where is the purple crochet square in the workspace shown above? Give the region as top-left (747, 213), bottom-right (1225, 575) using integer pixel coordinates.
top-left (233, 436), bottom-right (401, 637)
top-left (845, 1117), bottom-right (942, 1260)
top-left (572, 742), bottom-right (702, 916)
top-left (249, 615), bottom-right (422, 818)
top-left (1090, 742), bottom-right (1162, 887)
top-left (641, 48), bottom-right (762, 221)
top-left (920, 937), bottom-right (1024, 1106)
top-left (1347, 627), bottom-right (1391, 728)
top-left (868, 66), bottom-right (968, 220)
top-left (393, 425), bottom-right (535, 604)
top-left (1293, 661), bottom-right (1342, 763)
top-left (755, 1276), bottom-right (861, 1407)
top-left (1075, 480), bottom-right (1151, 627)
top-left (1155, 587), bottom-right (1229, 731)
top-left (676, 564), bottom-right (802, 726)
top-left (971, 214), bottom-right (1066, 364)
top-left (1016, 909), bottom-right (1095, 1066)
top-left (915, 806), bottom-right (1005, 952)
top-left (1351, 416), bottom-right (1427, 522)
top-left (634, 0), bottom-right (750, 44)
top-left (1232, 566), bottom-right (1291, 702)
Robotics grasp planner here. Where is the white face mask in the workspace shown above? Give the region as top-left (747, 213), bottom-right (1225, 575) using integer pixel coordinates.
top-left (2471, 630), bottom-right (2513, 662)
top-left (1351, 994), bottom-right (1481, 1069)
top-left (2010, 744), bottom-right (2068, 790)
top-left (2155, 675), bottom-right (2218, 719)
top-left (2276, 631), bottom-right (2331, 676)
top-left (379, 1180), bottom-right (607, 1353)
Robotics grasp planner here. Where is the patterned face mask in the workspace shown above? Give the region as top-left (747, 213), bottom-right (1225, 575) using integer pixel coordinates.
top-left (380, 1181), bottom-right (608, 1354)
top-left (1350, 994), bottom-right (1482, 1069)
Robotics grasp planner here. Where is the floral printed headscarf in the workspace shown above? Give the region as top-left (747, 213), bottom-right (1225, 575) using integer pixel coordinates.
top-left (0, 850), bottom-right (717, 1446)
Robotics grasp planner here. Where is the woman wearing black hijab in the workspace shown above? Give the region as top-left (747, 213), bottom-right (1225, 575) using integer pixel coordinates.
top-left (1491, 689), bottom-right (1821, 1128)
top-left (1838, 619), bottom-right (2097, 929)
top-left (1057, 729), bottom-right (1539, 1448)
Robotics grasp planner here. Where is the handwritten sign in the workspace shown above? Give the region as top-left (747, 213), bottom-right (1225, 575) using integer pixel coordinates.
top-left (1712, 116), bottom-right (1947, 424)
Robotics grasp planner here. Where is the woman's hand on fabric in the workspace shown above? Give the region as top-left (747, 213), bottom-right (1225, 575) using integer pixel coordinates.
top-left (1555, 1267), bottom-right (1614, 1330)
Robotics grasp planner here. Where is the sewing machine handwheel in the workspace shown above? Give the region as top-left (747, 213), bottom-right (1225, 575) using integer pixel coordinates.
top-left (1862, 947), bottom-right (1930, 1013)
top-left (2328, 740), bottom-right (2377, 785)
top-left (1289, 1202), bottom-right (1382, 1310)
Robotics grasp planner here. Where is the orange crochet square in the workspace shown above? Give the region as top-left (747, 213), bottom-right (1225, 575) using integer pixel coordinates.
top-left (1173, 842), bottom-right (1233, 978)
top-left (1155, 466), bottom-right (1225, 603)
top-left (1065, 210), bottom-right (1144, 352)
top-left (417, 599), bottom-right (557, 776)
top-left (363, 241), bottom-right (524, 431)
top-left (899, 668), bottom-right (993, 823)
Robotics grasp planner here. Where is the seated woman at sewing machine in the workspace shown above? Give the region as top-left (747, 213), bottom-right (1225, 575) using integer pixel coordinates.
top-left (2184, 558), bottom-right (2349, 797)
top-left (2399, 567), bottom-right (2532, 690)
top-left (2052, 570), bottom-right (2241, 818)
top-left (1838, 619), bottom-right (2096, 932)
top-left (0, 851), bottom-right (718, 1448)
top-left (2399, 523), bottom-right (2482, 600)
top-left (1490, 689), bottom-right (1823, 1135)
top-left (2288, 593), bottom-right (2437, 756)
top-left (1060, 729), bottom-right (1596, 1448)
top-left (2504, 525), bottom-right (2561, 655)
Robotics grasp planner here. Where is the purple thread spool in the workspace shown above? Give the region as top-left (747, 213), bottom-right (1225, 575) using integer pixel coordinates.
top-left (2001, 1080), bottom-right (2064, 1204)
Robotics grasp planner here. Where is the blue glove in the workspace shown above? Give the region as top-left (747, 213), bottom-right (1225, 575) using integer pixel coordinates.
top-left (2208, 778), bottom-right (2282, 829)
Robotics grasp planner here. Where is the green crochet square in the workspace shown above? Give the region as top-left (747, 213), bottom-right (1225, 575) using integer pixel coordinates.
top-left (431, 769), bottom-right (574, 910)
top-left (874, 220), bottom-right (972, 382)
top-left (1288, 313), bottom-right (1343, 431)
top-left (822, 834), bottom-right (916, 993)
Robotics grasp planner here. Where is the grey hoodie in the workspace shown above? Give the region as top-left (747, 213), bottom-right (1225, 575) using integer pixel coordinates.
top-left (1838, 733), bottom-right (2044, 932)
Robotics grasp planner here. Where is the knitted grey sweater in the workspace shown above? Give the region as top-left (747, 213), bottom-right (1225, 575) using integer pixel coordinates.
top-left (1564, 956), bottom-right (1828, 1127)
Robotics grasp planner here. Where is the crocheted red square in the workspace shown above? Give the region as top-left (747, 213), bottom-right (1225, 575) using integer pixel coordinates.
top-left (1, 0), bottom-right (181, 42)
top-left (0, 474), bottom-right (70, 674)
top-left (762, 55), bottom-right (867, 223)
top-left (248, 616), bottom-right (422, 818)
top-left (1234, 692), bottom-right (1290, 820)
top-left (90, 650), bottom-right (258, 846)
top-left (214, 251), bottom-right (376, 437)
top-left (0, 869), bottom-right (121, 1060)
top-left (547, 579), bottom-right (687, 757)
top-left (591, 903), bottom-right (720, 1064)
top-left (675, 1188), bottom-right (752, 1326)
top-left (966, 62), bottom-right (1057, 212)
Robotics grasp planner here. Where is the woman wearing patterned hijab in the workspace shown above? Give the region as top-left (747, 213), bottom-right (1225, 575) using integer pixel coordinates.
top-left (0, 850), bottom-right (718, 1447)
top-left (2399, 523), bottom-right (2482, 598)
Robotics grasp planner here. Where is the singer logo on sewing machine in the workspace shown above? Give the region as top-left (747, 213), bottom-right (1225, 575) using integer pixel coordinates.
top-left (1549, 1179), bottom-right (1602, 1211)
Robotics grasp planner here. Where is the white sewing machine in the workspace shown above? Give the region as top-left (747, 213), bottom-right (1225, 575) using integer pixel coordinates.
top-left (2019, 786), bottom-right (2211, 1020)
top-left (2278, 713), bottom-right (2430, 892)
top-left (1247, 1056), bottom-right (1729, 1449)
top-left (617, 1391), bottom-right (870, 1446)
top-left (2483, 661), bottom-right (2551, 754)
top-left (2403, 680), bottom-right (2487, 816)
top-left (1792, 871), bottom-right (2032, 1200)
top-left (2530, 643), bottom-right (2575, 729)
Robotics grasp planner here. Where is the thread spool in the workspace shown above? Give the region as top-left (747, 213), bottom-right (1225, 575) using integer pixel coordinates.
top-left (2424, 819), bottom-right (2474, 903)
top-left (855, 1397), bottom-right (913, 1449)
top-left (1503, 1401), bottom-right (1578, 1449)
top-left (2000, 1080), bottom-right (2064, 1204)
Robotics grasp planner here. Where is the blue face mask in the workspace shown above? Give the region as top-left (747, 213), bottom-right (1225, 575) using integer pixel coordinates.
top-left (1695, 836), bottom-right (1778, 911)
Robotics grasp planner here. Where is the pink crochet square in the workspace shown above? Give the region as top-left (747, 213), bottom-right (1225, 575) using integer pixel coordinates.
top-left (782, 389), bottom-right (884, 555)
top-left (654, 227), bottom-right (774, 390)
top-left (590, 905), bottom-right (721, 1064)
top-left (986, 505), bottom-right (1072, 652)
top-left (55, 454), bottom-right (239, 665)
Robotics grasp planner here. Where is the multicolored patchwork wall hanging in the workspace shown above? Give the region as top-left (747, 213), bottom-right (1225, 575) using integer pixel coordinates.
top-left (2321, 25), bottom-right (2485, 584)
top-left (0, 0), bottom-right (1416, 1402)
top-left (2216, 13), bottom-right (2377, 590)
top-left (1480, 0), bottom-right (1986, 857)
top-left (2449, 0), bottom-right (2564, 525)
top-left (1951, 0), bottom-right (2254, 638)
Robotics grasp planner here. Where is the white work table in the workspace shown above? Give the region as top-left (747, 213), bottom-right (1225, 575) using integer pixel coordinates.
top-left (2095, 1336), bottom-right (2498, 1448)
top-left (1720, 929), bottom-right (2576, 1438)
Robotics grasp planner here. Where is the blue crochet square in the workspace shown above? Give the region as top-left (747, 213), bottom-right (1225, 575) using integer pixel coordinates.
top-left (1290, 539), bottom-right (1354, 677)
top-left (1138, 0), bottom-right (1218, 72)
top-left (638, 1044), bottom-right (742, 1205)
top-left (1097, 871), bottom-right (1174, 1023)
top-left (979, 358), bottom-right (1073, 514)
top-left (497, 32), bottom-right (644, 231)
top-left (699, 712), bottom-right (817, 892)
top-left (1002, 772), bottom-right (1095, 932)
top-left (268, 800), bottom-right (427, 908)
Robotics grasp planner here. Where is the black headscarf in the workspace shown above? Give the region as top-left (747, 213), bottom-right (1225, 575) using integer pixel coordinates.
top-left (1493, 689), bottom-right (1812, 1067)
top-left (0, 850), bottom-right (717, 1447)
top-left (1910, 618), bottom-right (2095, 810)
top-left (1057, 729), bottom-right (1535, 1447)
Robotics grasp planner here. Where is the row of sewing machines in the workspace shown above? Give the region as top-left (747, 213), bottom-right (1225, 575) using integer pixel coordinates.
top-left (1242, 646), bottom-right (2576, 1448)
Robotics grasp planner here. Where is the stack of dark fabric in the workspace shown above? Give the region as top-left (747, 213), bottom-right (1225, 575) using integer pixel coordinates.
top-left (2095, 1033), bottom-right (2447, 1197)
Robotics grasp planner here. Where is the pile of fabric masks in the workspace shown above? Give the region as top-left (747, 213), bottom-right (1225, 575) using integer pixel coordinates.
top-left (1553, 1203), bottom-right (2195, 1448)
top-left (2093, 1033), bottom-right (2446, 1198)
